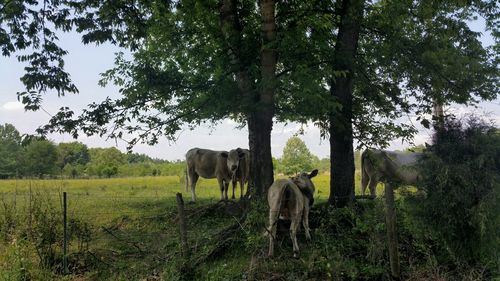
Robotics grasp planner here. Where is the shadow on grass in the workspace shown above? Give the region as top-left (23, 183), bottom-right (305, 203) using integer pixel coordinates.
top-left (67, 198), bottom-right (247, 279)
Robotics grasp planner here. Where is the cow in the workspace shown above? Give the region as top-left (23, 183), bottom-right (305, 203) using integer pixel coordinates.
top-left (185, 148), bottom-right (233, 202)
top-left (267, 169), bottom-right (318, 258)
top-left (226, 148), bottom-right (250, 200)
top-left (361, 149), bottom-right (423, 197)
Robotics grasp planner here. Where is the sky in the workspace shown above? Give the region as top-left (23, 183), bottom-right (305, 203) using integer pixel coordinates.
top-left (0, 19), bottom-right (498, 161)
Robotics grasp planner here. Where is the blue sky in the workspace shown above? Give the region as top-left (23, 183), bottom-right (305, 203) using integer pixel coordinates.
top-left (0, 19), bottom-right (498, 160)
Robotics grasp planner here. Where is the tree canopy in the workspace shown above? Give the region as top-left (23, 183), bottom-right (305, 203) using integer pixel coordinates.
top-left (281, 136), bottom-right (316, 175)
top-left (2, 1), bottom-right (496, 144)
top-left (0, 123), bottom-right (22, 178)
top-left (1, 0), bottom-right (498, 200)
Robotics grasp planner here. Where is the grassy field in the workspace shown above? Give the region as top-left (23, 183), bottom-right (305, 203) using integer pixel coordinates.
top-left (0, 173), bottom-right (391, 280)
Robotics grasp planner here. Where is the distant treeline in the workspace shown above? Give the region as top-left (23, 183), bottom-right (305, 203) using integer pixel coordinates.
top-left (0, 123), bottom-right (185, 179)
top-left (1, 124), bottom-right (345, 179)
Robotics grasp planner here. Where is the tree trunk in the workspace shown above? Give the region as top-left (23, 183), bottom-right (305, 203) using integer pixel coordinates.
top-left (328, 0), bottom-right (364, 207)
top-left (219, 0), bottom-right (276, 197)
top-left (247, 0), bottom-right (276, 197)
top-left (432, 97), bottom-right (444, 131)
top-left (247, 111), bottom-right (274, 197)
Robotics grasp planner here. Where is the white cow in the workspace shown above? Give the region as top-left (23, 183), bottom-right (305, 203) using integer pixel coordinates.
top-left (226, 148), bottom-right (250, 199)
top-left (185, 148), bottom-right (233, 202)
top-left (267, 169), bottom-right (318, 258)
top-left (361, 149), bottom-right (422, 197)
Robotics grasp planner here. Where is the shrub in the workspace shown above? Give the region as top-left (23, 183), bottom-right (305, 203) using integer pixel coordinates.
top-left (409, 117), bottom-right (499, 274)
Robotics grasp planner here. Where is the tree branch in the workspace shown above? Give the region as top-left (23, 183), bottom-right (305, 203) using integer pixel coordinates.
top-left (0, 0), bottom-right (14, 14)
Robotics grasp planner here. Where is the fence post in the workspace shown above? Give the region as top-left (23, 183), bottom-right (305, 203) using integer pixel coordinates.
top-left (384, 183), bottom-right (400, 279)
top-left (176, 193), bottom-right (189, 258)
top-left (63, 192), bottom-right (69, 275)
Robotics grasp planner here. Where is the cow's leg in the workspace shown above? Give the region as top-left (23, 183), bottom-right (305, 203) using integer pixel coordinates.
top-left (231, 180), bottom-right (237, 200)
top-left (224, 180), bottom-right (229, 201)
top-left (361, 174), bottom-right (369, 195)
top-left (239, 178), bottom-right (245, 199)
top-left (268, 210), bottom-right (278, 257)
top-left (217, 177), bottom-right (225, 201)
top-left (290, 213), bottom-right (302, 258)
top-left (368, 179), bottom-right (378, 198)
top-left (302, 205), bottom-right (311, 241)
top-left (189, 172), bottom-right (199, 202)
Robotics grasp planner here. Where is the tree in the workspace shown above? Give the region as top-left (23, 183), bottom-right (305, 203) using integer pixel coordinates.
top-left (57, 142), bottom-right (90, 178)
top-left (327, 0), bottom-right (364, 206)
top-left (281, 137), bottom-right (315, 175)
top-left (277, 0), bottom-right (498, 206)
top-left (410, 117), bottom-right (500, 269)
top-left (57, 142), bottom-right (90, 169)
top-left (0, 124), bottom-right (22, 178)
top-left (87, 147), bottom-right (126, 178)
top-left (22, 140), bottom-right (58, 178)
top-left (0, 0), bottom-right (279, 195)
top-left (1, 1), bottom-right (498, 203)
top-left (126, 152), bottom-right (167, 164)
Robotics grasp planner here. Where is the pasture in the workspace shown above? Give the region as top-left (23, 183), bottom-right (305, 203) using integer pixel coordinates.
top-left (0, 173), bottom-right (390, 280)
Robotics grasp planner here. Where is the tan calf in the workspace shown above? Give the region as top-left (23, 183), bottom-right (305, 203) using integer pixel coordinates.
top-left (267, 169), bottom-right (318, 258)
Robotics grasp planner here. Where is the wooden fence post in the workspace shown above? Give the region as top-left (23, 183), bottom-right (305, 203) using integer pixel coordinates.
top-left (176, 193), bottom-right (189, 258)
top-left (63, 192), bottom-right (69, 275)
top-left (384, 183), bottom-right (400, 279)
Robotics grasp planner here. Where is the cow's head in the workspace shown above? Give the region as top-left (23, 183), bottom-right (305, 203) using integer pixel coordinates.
top-left (227, 148), bottom-right (246, 173)
top-left (292, 169), bottom-right (319, 206)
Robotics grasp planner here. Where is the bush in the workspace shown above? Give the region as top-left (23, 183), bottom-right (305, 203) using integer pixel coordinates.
top-left (409, 117), bottom-right (499, 274)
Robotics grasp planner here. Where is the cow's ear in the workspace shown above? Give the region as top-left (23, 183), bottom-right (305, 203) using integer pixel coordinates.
top-left (238, 151), bottom-right (245, 159)
top-left (220, 152), bottom-right (228, 158)
top-left (308, 169), bottom-right (319, 178)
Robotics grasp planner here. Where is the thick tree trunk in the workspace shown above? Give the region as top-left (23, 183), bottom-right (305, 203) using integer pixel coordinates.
top-left (248, 0), bottom-right (276, 196)
top-left (248, 111), bottom-right (274, 196)
top-left (328, 0), bottom-right (364, 207)
top-left (219, 0), bottom-right (276, 197)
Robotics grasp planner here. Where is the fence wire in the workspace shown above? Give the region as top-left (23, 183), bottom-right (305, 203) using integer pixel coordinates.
top-left (0, 191), bottom-right (190, 271)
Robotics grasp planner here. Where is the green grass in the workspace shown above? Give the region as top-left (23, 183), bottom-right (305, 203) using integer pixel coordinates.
top-left (0, 174), bottom-right (391, 280)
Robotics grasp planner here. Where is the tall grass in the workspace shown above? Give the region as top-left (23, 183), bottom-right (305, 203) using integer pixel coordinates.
top-left (0, 173), bottom-right (391, 280)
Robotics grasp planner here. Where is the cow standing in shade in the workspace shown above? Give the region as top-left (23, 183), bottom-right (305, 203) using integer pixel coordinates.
top-left (226, 148), bottom-right (250, 199)
top-left (267, 169), bottom-right (318, 258)
top-left (361, 149), bottom-right (422, 197)
top-left (185, 148), bottom-right (234, 202)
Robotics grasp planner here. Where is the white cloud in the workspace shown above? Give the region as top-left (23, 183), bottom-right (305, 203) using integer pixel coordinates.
top-left (2, 101), bottom-right (24, 111)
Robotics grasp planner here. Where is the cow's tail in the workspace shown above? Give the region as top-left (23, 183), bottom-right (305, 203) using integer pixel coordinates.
top-left (266, 183), bottom-right (289, 238)
top-left (361, 150), bottom-right (370, 196)
top-left (278, 184), bottom-right (289, 217)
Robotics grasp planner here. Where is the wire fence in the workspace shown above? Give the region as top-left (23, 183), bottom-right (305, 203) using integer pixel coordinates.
top-left (0, 190), bottom-right (194, 275)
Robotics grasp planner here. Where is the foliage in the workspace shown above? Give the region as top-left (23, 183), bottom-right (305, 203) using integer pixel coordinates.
top-left (0, 124), bottom-right (189, 178)
top-left (1, 0), bottom-right (498, 206)
top-left (86, 147), bottom-right (126, 178)
top-left (0, 123), bottom-right (22, 178)
top-left (57, 142), bottom-right (90, 170)
top-left (1, 0), bottom-right (496, 149)
top-left (0, 123), bottom-right (348, 180)
top-left (280, 136), bottom-right (317, 175)
top-left (0, 173), bottom-right (495, 280)
top-left (21, 139), bottom-right (59, 178)
top-left (408, 117), bottom-right (500, 273)
top-left (127, 152), bottom-right (166, 164)
top-left (0, 192), bottom-right (86, 279)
